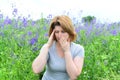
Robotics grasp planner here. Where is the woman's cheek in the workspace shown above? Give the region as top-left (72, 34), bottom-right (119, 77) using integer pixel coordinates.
top-left (65, 34), bottom-right (69, 39)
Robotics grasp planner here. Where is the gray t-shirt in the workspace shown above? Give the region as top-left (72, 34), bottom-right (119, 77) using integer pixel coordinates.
top-left (42, 41), bottom-right (84, 80)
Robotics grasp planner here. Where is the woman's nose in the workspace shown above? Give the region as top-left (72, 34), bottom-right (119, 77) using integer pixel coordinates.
top-left (58, 32), bottom-right (62, 37)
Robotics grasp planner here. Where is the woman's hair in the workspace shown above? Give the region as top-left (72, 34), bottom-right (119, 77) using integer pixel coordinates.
top-left (49, 15), bottom-right (77, 42)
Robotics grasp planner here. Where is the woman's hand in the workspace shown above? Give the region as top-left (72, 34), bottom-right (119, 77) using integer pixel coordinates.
top-left (59, 36), bottom-right (70, 52)
top-left (47, 30), bottom-right (55, 48)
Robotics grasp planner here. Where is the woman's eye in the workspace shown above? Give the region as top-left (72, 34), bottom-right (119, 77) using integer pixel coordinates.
top-left (62, 31), bottom-right (65, 33)
top-left (55, 31), bottom-right (59, 33)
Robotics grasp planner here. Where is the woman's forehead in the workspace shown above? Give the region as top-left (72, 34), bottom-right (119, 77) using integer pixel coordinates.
top-left (54, 26), bottom-right (63, 30)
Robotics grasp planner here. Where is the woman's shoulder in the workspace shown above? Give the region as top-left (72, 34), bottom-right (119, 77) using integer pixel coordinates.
top-left (71, 42), bottom-right (84, 50)
top-left (71, 42), bottom-right (85, 57)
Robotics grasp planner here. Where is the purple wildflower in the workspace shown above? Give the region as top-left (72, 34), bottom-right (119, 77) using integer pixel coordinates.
top-left (75, 27), bottom-right (80, 33)
top-left (0, 23), bottom-right (4, 28)
top-left (91, 18), bottom-right (96, 24)
top-left (4, 16), bottom-right (12, 25)
top-left (29, 33), bottom-right (39, 45)
top-left (44, 33), bottom-right (48, 37)
top-left (29, 37), bottom-right (38, 45)
top-left (86, 25), bottom-right (93, 37)
top-left (0, 14), bottom-right (3, 19)
top-left (12, 8), bottom-right (18, 17)
top-left (28, 31), bottom-right (32, 35)
top-left (31, 21), bottom-right (36, 26)
top-left (47, 14), bottom-right (52, 19)
top-left (111, 30), bottom-right (117, 36)
top-left (22, 17), bottom-right (27, 27)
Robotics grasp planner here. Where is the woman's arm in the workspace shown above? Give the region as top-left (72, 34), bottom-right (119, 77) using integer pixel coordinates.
top-left (59, 36), bottom-right (84, 80)
top-left (32, 44), bottom-right (49, 74)
top-left (64, 51), bottom-right (84, 80)
top-left (32, 30), bottom-right (55, 74)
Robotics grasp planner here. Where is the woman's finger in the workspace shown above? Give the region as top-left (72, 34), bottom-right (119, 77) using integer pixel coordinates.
top-left (49, 29), bottom-right (55, 39)
top-left (47, 29), bottom-right (55, 47)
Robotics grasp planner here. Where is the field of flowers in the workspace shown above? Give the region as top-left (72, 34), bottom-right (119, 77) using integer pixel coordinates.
top-left (0, 8), bottom-right (120, 80)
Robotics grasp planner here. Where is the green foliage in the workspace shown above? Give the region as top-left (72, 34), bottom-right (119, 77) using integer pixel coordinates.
top-left (82, 15), bottom-right (96, 24)
top-left (0, 18), bottom-right (120, 80)
top-left (77, 35), bottom-right (120, 80)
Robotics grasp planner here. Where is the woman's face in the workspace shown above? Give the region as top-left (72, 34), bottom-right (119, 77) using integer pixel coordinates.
top-left (54, 26), bottom-right (70, 42)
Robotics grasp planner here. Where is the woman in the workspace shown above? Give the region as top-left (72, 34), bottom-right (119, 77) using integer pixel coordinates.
top-left (32, 15), bottom-right (85, 80)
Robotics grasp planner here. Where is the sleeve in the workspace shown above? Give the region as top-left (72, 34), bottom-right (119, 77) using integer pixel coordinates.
top-left (74, 45), bottom-right (85, 58)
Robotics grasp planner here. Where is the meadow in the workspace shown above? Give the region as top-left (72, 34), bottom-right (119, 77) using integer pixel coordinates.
top-left (0, 9), bottom-right (120, 80)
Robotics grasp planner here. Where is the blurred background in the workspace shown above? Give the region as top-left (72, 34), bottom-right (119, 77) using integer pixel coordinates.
top-left (0, 0), bottom-right (120, 23)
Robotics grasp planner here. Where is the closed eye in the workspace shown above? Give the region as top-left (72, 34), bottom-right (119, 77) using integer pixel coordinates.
top-left (61, 31), bottom-right (65, 33)
top-left (55, 31), bottom-right (59, 33)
